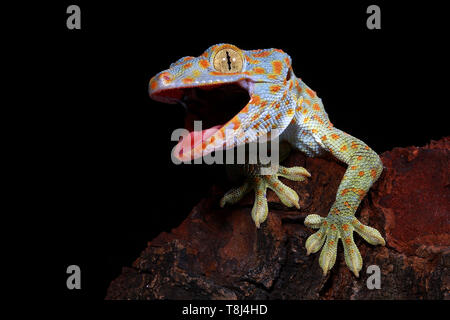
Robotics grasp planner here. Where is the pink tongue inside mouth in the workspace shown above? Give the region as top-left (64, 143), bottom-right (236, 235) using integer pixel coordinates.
top-left (175, 125), bottom-right (222, 158)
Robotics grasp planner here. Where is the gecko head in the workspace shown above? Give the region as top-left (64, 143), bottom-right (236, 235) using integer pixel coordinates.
top-left (149, 43), bottom-right (296, 162)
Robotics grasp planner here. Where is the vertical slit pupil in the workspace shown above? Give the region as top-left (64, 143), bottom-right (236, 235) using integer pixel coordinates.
top-left (225, 51), bottom-right (232, 70)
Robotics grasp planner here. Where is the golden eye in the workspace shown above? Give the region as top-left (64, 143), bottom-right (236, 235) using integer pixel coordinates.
top-left (213, 47), bottom-right (243, 73)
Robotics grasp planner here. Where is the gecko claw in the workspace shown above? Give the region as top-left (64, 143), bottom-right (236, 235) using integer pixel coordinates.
top-left (305, 214), bottom-right (383, 276)
top-left (219, 181), bottom-right (252, 208)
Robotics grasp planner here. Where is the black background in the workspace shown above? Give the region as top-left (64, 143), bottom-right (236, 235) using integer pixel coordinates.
top-left (33, 0), bottom-right (447, 310)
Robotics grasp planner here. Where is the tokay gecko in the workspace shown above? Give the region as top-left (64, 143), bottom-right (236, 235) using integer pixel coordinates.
top-left (149, 44), bottom-right (385, 277)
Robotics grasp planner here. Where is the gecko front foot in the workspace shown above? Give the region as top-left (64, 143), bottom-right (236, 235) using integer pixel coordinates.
top-left (220, 165), bottom-right (310, 228)
top-left (304, 214), bottom-right (385, 277)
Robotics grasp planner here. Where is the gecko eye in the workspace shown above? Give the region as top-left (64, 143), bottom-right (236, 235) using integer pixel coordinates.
top-left (213, 47), bottom-right (243, 73)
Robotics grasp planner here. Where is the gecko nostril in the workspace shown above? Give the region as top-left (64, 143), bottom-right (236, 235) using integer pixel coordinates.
top-left (160, 72), bottom-right (173, 84)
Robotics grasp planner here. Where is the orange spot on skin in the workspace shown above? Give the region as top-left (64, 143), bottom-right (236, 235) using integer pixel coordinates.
top-left (287, 108), bottom-right (294, 116)
top-left (345, 238), bottom-right (352, 245)
top-left (371, 169), bottom-right (378, 178)
top-left (351, 141), bottom-right (358, 149)
top-left (365, 146), bottom-right (370, 150)
top-left (216, 129), bottom-right (225, 140)
top-left (313, 103), bottom-right (320, 111)
top-left (321, 135), bottom-right (327, 141)
top-left (253, 51), bottom-right (272, 58)
top-left (303, 117), bottom-right (310, 123)
top-left (264, 114), bottom-right (271, 121)
top-left (272, 60), bottom-right (283, 75)
top-left (241, 104), bottom-right (249, 113)
top-left (357, 155), bottom-right (363, 161)
top-left (199, 60), bottom-right (209, 69)
top-left (312, 129), bottom-right (318, 134)
top-left (302, 108), bottom-right (308, 114)
top-left (275, 113), bottom-right (282, 120)
top-left (230, 116), bottom-right (241, 129)
top-left (182, 77), bottom-right (194, 84)
top-left (331, 134), bottom-right (340, 140)
top-left (323, 221), bottom-right (328, 226)
top-left (270, 85), bottom-right (281, 93)
top-left (245, 55), bottom-right (260, 64)
top-left (251, 113), bottom-right (260, 121)
top-left (183, 63), bottom-right (192, 69)
top-left (344, 201), bottom-right (352, 209)
top-left (341, 188), bottom-right (366, 199)
top-left (250, 95), bottom-right (261, 105)
top-left (275, 102), bottom-right (280, 110)
top-left (304, 99), bottom-right (311, 105)
top-left (296, 106), bottom-right (302, 112)
top-left (342, 224), bottom-right (349, 231)
top-left (331, 224), bottom-right (337, 230)
top-left (329, 241), bottom-right (335, 246)
top-left (357, 189), bottom-right (367, 200)
top-left (358, 171), bottom-right (365, 177)
top-left (150, 80), bottom-right (158, 90)
top-left (253, 67), bottom-right (266, 74)
top-left (267, 74), bottom-right (277, 80)
top-left (331, 208), bottom-right (339, 215)
top-left (201, 51), bottom-right (209, 58)
top-left (253, 123), bottom-right (260, 129)
top-left (289, 80), bottom-right (294, 90)
top-left (306, 88), bottom-right (316, 98)
top-left (351, 166), bottom-right (357, 170)
top-left (340, 145), bottom-right (348, 152)
top-left (284, 57), bottom-right (291, 67)
top-left (259, 101), bottom-right (267, 109)
top-left (210, 136), bottom-right (215, 143)
top-left (313, 114), bottom-right (324, 124)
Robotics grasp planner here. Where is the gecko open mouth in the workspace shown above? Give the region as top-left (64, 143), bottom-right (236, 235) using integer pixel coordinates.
top-left (153, 81), bottom-right (251, 158)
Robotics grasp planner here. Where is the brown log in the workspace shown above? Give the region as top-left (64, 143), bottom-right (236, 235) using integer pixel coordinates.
top-left (106, 137), bottom-right (449, 300)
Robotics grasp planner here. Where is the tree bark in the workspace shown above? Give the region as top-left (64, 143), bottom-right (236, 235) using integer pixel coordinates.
top-left (106, 137), bottom-right (449, 300)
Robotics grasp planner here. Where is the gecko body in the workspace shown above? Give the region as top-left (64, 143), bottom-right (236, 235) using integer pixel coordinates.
top-left (149, 44), bottom-right (385, 277)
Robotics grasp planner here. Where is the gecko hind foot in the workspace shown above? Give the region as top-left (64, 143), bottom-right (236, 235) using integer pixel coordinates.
top-left (220, 165), bottom-right (311, 228)
top-left (304, 214), bottom-right (385, 277)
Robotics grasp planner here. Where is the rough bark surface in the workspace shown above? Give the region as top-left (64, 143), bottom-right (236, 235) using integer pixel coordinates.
top-left (106, 137), bottom-right (450, 300)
